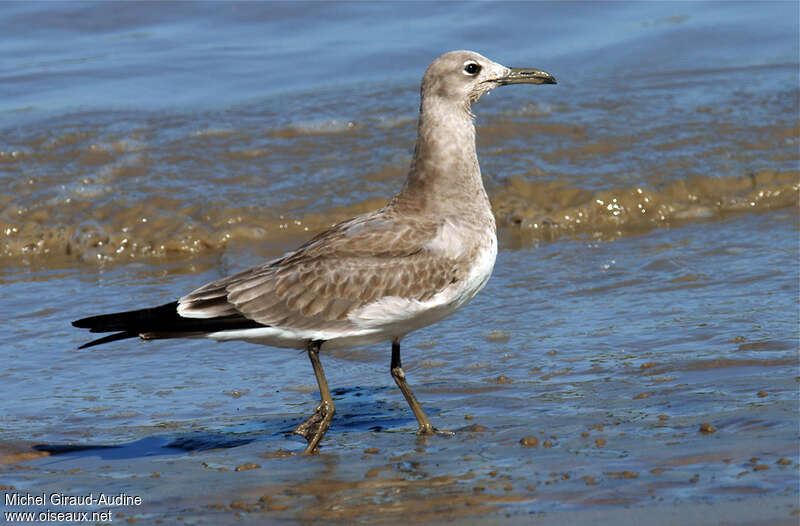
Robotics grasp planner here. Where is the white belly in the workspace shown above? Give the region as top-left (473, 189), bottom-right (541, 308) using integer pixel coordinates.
top-left (206, 233), bottom-right (498, 350)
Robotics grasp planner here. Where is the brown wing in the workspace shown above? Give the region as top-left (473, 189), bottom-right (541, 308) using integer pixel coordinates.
top-left (178, 210), bottom-right (464, 332)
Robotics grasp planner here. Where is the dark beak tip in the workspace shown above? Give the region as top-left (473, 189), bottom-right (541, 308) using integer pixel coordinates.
top-left (502, 68), bottom-right (557, 86)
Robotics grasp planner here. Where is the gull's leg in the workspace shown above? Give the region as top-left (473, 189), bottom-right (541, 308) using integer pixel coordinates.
top-left (390, 338), bottom-right (438, 435)
top-left (293, 340), bottom-right (335, 455)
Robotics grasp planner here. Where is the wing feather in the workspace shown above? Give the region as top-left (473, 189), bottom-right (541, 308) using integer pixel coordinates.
top-left (178, 209), bottom-right (469, 333)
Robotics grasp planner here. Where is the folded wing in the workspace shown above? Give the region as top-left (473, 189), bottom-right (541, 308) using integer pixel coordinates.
top-left (179, 211), bottom-right (464, 333)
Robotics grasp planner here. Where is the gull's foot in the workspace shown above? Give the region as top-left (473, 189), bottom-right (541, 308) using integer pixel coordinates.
top-left (417, 424), bottom-right (454, 437)
top-left (293, 404), bottom-right (326, 441)
top-left (293, 402), bottom-right (333, 455)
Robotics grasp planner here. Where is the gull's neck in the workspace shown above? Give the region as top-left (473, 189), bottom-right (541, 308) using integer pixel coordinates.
top-left (391, 95), bottom-right (492, 219)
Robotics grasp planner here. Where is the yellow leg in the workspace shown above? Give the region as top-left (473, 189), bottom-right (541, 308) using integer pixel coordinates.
top-left (390, 339), bottom-right (437, 435)
top-left (293, 341), bottom-right (335, 454)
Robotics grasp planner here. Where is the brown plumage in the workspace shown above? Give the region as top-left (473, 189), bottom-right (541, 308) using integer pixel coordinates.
top-left (72, 50), bottom-right (556, 454)
top-left (177, 210), bottom-right (464, 333)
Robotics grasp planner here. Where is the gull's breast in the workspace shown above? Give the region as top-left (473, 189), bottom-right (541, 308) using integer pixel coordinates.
top-left (345, 229), bottom-right (497, 343)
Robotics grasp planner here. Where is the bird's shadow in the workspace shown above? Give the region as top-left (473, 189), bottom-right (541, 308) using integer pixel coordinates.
top-left (31, 385), bottom-right (428, 461)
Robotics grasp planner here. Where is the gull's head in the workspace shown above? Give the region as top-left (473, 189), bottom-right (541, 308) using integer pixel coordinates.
top-left (421, 50), bottom-right (556, 108)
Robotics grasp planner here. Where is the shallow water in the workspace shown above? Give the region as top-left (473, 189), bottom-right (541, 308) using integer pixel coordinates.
top-left (1, 1), bottom-right (798, 524)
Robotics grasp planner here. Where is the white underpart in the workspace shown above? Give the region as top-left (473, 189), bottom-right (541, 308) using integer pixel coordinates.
top-left (348, 234), bottom-right (496, 339)
top-left (204, 234), bottom-right (496, 350)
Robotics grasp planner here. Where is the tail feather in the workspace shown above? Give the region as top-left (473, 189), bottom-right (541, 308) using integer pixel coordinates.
top-left (78, 331), bottom-right (139, 350)
top-left (72, 301), bottom-right (265, 348)
top-left (73, 302), bottom-right (182, 333)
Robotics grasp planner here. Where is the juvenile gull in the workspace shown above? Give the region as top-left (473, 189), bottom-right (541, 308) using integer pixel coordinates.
top-left (73, 50), bottom-right (556, 454)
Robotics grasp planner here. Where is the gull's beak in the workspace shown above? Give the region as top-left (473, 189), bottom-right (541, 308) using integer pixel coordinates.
top-left (493, 67), bottom-right (557, 85)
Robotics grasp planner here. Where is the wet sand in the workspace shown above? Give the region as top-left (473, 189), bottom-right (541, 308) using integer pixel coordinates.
top-left (2, 395), bottom-right (797, 524)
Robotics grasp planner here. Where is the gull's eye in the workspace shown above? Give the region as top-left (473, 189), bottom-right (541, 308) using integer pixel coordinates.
top-left (463, 61), bottom-right (481, 76)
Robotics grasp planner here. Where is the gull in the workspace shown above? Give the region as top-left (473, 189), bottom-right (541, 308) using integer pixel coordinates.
top-left (73, 50), bottom-right (556, 454)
